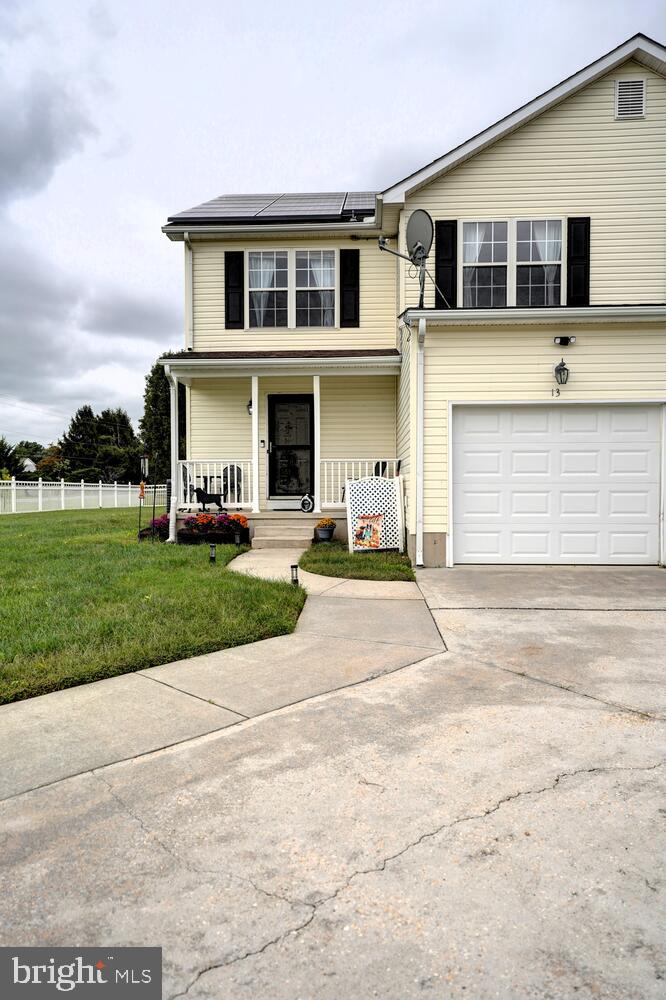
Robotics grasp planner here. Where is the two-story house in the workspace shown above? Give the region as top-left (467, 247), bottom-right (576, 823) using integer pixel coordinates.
top-left (161, 33), bottom-right (666, 567)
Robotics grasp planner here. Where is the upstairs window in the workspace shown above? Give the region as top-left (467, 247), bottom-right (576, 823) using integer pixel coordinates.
top-left (296, 250), bottom-right (335, 327)
top-left (462, 221), bottom-right (507, 307)
top-left (516, 219), bottom-right (562, 306)
top-left (248, 251), bottom-right (288, 327)
top-left (616, 79), bottom-right (645, 119)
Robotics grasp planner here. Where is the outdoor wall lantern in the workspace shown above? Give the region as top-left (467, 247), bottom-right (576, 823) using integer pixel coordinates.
top-left (246, 399), bottom-right (253, 416)
top-left (554, 358), bottom-right (570, 386)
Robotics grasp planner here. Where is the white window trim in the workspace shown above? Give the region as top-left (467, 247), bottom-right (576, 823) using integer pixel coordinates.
top-left (245, 249), bottom-right (289, 331)
top-left (244, 248), bottom-right (340, 331)
top-left (615, 76), bottom-right (646, 120)
top-left (457, 217), bottom-right (567, 308)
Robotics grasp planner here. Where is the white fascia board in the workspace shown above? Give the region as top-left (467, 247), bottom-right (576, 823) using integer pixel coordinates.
top-left (160, 356), bottom-right (401, 378)
top-left (404, 305), bottom-right (666, 328)
top-left (383, 35), bottom-right (666, 204)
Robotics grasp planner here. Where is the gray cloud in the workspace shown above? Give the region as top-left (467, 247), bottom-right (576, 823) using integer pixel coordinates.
top-left (0, 70), bottom-right (95, 207)
top-left (80, 290), bottom-right (180, 342)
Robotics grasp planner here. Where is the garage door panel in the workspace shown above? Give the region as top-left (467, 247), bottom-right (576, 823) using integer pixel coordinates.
top-left (453, 405), bottom-right (661, 564)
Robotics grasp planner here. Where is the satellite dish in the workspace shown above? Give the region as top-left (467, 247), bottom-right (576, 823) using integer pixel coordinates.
top-left (406, 209), bottom-right (434, 263)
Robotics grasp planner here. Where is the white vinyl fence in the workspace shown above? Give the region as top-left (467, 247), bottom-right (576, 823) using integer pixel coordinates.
top-left (0, 478), bottom-right (167, 515)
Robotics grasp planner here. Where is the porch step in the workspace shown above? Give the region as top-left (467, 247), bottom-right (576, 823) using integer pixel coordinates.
top-left (253, 523), bottom-right (317, 539)
top-left (252, 534), bottom-right (312, 549)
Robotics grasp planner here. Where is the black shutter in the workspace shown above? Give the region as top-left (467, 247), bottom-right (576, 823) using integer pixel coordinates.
top-left (340, 248), bottom-right (360, 327)
top-left (225, 250), bottom-right (244, 328)
top-left (434, 220), bottom-right (457, 309)
top-left (566, 217), bottom-right (590, 306)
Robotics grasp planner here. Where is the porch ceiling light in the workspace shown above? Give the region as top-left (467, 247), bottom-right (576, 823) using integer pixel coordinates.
top-left (554, 358), bottom-right (570, 385)
top-left (246, 399), bottom-right (253, 416)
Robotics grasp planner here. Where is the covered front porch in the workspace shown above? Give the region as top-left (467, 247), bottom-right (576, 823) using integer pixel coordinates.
top-left (163, 350), bottom-right (401, 520)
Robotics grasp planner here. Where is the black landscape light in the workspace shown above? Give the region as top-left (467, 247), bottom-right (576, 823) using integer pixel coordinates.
top-left (234, 528), bottom-right (242, 547)
top-left (290, 564), bottom-right (299, 586)
top-left (209, 543), bottom-right (216, 565)
top-left (554, 358), bottom-right (570, 385)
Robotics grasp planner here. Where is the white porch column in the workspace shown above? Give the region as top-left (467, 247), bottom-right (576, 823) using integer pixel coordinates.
top-left (251, 375), bottom-right (260, 512)
top-left (165, 365), bottom-right (179, 542)
top-left (313, 374), bottom-right (321, 513)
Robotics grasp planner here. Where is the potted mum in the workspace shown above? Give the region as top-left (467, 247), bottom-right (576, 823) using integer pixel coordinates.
top-left (314, 517), bottom-right (336, 543)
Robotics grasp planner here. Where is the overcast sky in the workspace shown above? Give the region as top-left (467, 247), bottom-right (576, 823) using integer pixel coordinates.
top-left (2, 0), bottom-right (666, 446)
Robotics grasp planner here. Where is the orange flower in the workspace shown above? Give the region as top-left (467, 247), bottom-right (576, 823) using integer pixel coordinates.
top-left (229, 513), bottom-right (248, 528)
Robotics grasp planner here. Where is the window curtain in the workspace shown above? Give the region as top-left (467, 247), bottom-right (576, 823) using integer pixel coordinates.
top-left (249, 252), bottom-right (276, 326)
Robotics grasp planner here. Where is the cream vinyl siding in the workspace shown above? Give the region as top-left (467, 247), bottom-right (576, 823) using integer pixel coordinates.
top-left (422, 323), bottom-right (666, 533)
top-left (189, 378), bottom-right (252, 459)
top-left (192, 237), bottom-right (398, 352)
top-left (396, 327), bottom-right (413, 529)
top-left (320, 376), bottom-right (396, 459)
top-left (404, 60), bottom-right (666, 308)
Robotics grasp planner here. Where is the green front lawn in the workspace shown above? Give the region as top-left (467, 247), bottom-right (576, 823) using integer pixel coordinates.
top-left (299, 540), bottom-right (415, 581)
top-left (0, 508), bottom-right (305, 704)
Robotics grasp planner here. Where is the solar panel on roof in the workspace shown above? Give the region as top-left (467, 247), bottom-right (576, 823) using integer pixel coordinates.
top-left (167, 191), bottom-right (377, 224)
top-left (258, 193), bottom-right (346, 216)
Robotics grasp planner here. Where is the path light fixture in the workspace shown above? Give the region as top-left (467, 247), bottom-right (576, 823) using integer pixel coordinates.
top-left (246, 399), bottom-right (253, 416)
top-left (234, 529), bottom-right (242, 547)
top-left (290, 564), bottom-right (299, 586)
top-left (554, 358), bottom-right (570, 386)
top-left (209, 543), bottom-right (216, 565)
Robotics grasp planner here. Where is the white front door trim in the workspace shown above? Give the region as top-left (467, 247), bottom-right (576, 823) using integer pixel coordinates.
top-left (446, 398), bottom-right (666, 567)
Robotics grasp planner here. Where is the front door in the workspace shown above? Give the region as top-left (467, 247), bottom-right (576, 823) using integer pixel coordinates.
top-left (268, 395), bottom-right (314, 498)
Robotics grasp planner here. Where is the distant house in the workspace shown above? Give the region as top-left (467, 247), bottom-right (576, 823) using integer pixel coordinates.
top-left (160, 33), bottom-right (666, 567)
top-left (22, 458), bottom-right (37, 474)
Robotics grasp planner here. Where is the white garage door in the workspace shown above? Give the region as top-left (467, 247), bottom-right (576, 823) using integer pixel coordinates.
top-left (452, 405), bottom-right (662, 564)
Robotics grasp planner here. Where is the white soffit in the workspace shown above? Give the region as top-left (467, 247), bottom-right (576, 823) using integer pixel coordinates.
top-left (382, 34), bottom-right (666, 203)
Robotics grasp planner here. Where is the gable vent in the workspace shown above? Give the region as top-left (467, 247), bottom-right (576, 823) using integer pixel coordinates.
top-left (616, 79), bottom-right (645, 119)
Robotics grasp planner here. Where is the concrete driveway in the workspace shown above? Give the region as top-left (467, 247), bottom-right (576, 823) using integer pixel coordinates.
top-left (2, 567), bottom-right (665, 999)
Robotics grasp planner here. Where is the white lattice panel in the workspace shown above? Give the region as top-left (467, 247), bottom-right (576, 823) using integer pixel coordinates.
top-left (346, 476), bottom-right (404, 552)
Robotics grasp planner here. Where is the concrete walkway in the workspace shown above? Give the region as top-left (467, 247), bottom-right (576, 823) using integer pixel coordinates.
top-left (0, 550), bottom-right (443, 800)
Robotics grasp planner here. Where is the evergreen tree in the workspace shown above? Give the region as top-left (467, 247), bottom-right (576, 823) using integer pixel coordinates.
top-left (0, 436), bottom-right (24, 478)
top-left (97, 408), bottom-right (141, 482)
top-left (139, 359), bottom-right (185, 483)
top-left (59, 405), bottom-right (101, 480)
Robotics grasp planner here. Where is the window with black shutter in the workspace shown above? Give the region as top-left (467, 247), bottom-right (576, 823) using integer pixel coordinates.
top-left (566, 218), bottom-right (590, 307)
top-left (434, 220), bottom-right (457, 308)
top-left (339, 248), bottom-right (360, 327)
top-left (224, 250), bottom-right (244, 329)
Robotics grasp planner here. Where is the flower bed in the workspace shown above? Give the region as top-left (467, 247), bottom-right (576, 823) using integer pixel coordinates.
top-left (139, 511), bottom-right (250, 544)
top-left (179, 511), bottom-right (249, 545)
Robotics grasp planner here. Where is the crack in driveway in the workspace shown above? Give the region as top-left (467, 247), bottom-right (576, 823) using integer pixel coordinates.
top-left (168, 758), bottom-right (666, 999)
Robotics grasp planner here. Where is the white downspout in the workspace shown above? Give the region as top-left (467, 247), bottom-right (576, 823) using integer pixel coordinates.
top-left (165, 364), bottom-right (179, 543)
top-left (415, 317), bottom-right (426, 567)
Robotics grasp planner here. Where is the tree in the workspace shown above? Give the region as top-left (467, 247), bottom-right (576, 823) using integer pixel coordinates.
top-left (59, 405), bottom-right (102, 480)
top-left (36, 445), bottom-right (68, 481)
top-left (97, 408), bottom-right (141, 482)
top-left (12, 440), bottom-right (46, 480)
top-left (139, 359), bottom-right (185, 483)
top-left (14, 440), bottom-right (46, 464)
top-left (0, 436), bottom-right (24, 478)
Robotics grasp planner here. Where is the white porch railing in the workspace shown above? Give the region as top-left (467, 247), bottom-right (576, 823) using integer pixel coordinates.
top-left (320, 459), bottom-right (399, 508)
top-left (178, 460), bottom-right (253, 508)
top-left (0, 479), bottom-right (166, 514)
